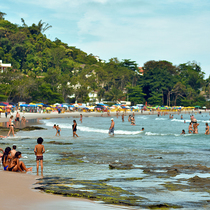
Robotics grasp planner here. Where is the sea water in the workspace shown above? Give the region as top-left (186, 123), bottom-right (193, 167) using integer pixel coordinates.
top-left (3, 112), bottom-right (210, 209)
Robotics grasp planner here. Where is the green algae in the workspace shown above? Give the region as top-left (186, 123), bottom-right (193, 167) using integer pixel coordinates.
top-left (148, 203), bottom-right (181, 209)
top-left (47, 141), bottom-right (73, 145)
top-left (35, 177), bottom-right (145, 206)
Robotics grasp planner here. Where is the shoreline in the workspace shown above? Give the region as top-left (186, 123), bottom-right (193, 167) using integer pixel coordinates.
top-left (0, 109), bottom-right (206, 124)
top-left (0, 171), bottom-right (134, 210)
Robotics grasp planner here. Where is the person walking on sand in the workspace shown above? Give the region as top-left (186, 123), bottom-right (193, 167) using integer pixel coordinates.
top-left (7, 115), bottom-right (15, 137)
top-left (72, 120), bottom-right (79, 137)
top-left (55, 125), bottom-right (61, 136)
top-left (205, 123), bottom-right (209, 135)
top-left (34, 137), bottom-right (45, 175)
top-left (109, 118), bottom-right (115, 135)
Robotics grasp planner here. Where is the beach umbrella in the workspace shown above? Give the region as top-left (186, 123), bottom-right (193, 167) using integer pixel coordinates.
top-left (202, 106), bottom-right (207, 109)
top-left (0, 108), bottom-right (3, 112)
top-left (46, 107), bottom-right (52, 110)
top-left (0, 103), bottom-right (7, 106)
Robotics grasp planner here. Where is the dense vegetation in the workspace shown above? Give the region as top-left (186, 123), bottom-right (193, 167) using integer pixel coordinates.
top-left (0, 11), bottom-right (210, 107)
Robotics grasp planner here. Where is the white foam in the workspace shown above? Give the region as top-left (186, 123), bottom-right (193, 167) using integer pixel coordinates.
top-left (79, 126), bottom-right (142, 135)
top-left (155, 118), bottom-right (167, 120)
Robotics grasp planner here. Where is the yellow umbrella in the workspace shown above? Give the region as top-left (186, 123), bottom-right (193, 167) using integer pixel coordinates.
top-left (46, 107), bottom-right (52, 110)
top-left (0, 108), bottom-right (3, 112)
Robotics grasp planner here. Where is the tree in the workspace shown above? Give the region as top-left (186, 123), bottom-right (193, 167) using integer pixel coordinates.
top-left (127, 85), bottom-right (146, 105)
top-left (0, 12), bottom-right (6, 20)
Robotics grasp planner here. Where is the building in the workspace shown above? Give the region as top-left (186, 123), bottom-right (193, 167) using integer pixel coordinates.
top-left (0, 60), bottom-right (11, 73)
top-left (138, 67), bottom-right (144, 76)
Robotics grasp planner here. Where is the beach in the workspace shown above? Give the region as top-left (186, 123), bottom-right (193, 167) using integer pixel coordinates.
top-left (0, 110), bottom-right (140, 210)
top-left (0, 171), bottom-right (135, 210)
top-left (1, 109), bottom-right (210, 209)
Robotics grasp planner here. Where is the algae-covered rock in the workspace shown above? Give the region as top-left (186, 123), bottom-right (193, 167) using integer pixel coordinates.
top-left (47, 141), bottom-right (73, 145)
top-left (109, 163), bottom-right (134, 170)
top-left (35, 177), bottom-right (144, 207)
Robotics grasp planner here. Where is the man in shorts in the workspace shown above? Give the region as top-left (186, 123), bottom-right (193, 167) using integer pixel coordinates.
top-left (109, 118), bottom-right (115, 135)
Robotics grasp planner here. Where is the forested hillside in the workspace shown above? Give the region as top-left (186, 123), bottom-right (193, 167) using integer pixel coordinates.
top-left (0, 11), bottom-right (210, 107)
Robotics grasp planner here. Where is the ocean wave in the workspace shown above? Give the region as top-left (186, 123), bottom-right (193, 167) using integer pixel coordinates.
top-left (155, 118), bottom-right (167, 120)
top-left (145, 132), bottom-right (178, 136)
top-left (79, 126), bottom-right (142, 135)
top-left (171, 119), bottom-right (191, 123)
top-left (42, 121), bottom-right (142, 135)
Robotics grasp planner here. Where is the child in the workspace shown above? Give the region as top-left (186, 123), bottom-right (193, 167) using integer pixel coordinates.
top-left (8, 151), bottom-right (32, 172)
top-left (56, 125), bottom-right (61, 136)
top-left (34, 137), bottom-right (45, 175)
top-left (11, 145), bottom-right (17, 158)
top-left (181, 129), bottom-right (185, 134)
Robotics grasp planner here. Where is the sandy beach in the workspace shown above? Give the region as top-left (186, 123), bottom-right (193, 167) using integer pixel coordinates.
top-left (0, 171), bottom-right (135, 210)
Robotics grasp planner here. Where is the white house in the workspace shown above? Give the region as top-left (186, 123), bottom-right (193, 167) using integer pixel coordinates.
top-left (0, 60), bottom-right (11, 73)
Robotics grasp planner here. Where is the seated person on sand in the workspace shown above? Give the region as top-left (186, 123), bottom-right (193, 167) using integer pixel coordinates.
top-left (2, 147), bottom-right (12, 171)
top-left (8, 151), bottom-right (32, 172)
top-left (0, 147), bottom-right (4, 159)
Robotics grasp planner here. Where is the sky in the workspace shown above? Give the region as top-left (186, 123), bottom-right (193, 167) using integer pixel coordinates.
top-left (1, 0), bottom-right (210, 78)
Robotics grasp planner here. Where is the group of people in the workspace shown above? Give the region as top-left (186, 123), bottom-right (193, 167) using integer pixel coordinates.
top-left (53, 120), bottom-right (79, 137)
top-left (1, 137), bottom-right (45, 175)
top-left (6, 112), bottom-right (27, 137)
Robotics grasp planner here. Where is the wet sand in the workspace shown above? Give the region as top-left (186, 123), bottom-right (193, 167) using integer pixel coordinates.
top-left (0, 171), bottom-right (134, 210)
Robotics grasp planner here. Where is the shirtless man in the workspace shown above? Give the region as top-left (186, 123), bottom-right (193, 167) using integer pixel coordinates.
top-left (34, 137), bottom-right (45, 175)
top-left (55, 125), bottom-right (61, 136)
top-left (109, 118), bottom-right (115, 135)
top-left (15, 112), bottom-right (20, 126)
top-left (205, 123), bottom-right (209, 135)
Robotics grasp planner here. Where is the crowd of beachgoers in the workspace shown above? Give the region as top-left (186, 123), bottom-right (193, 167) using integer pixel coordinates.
top-left (0, 108), bottom-right (210, 177)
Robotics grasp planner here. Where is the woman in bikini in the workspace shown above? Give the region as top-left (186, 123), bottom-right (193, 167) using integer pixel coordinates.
top-left (72, 120), bottom-right (79, 137)
top-left (8, 151), bottom-right (32, 172)
top-left (7, 115), bottom-right (15, 137)
top-left (2, 147), bottom-right (12, 171)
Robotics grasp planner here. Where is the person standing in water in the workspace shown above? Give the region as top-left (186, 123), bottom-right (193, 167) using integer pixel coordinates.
top-left (205, 123), bottom-right (209, 135)
top-left (188, 122), bottom-right (193, 133)
top-left (34, 137), bottom-right (45, 175)
top-left (7, 115), bottom-right (15, 137)
top-left (72, 120), bottom-right (79, 137)
top-left (122, 113), bottom-right (124, 122)
top-left (109, 118), bottom-right (115, 135)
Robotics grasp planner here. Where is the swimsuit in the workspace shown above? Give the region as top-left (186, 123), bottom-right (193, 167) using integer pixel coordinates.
top-left (109, 127), bottom-right (114, 134)
top-left (16, 117), bottom-right (19, 121)
top-left (72, 124), bottom-right (77, 132)
top-left (36, 156), bottom-right (43, 161)
top-left (4, 165), bottom-right (8, 171)
top-left (8, 166), bottom-right (15, 171)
